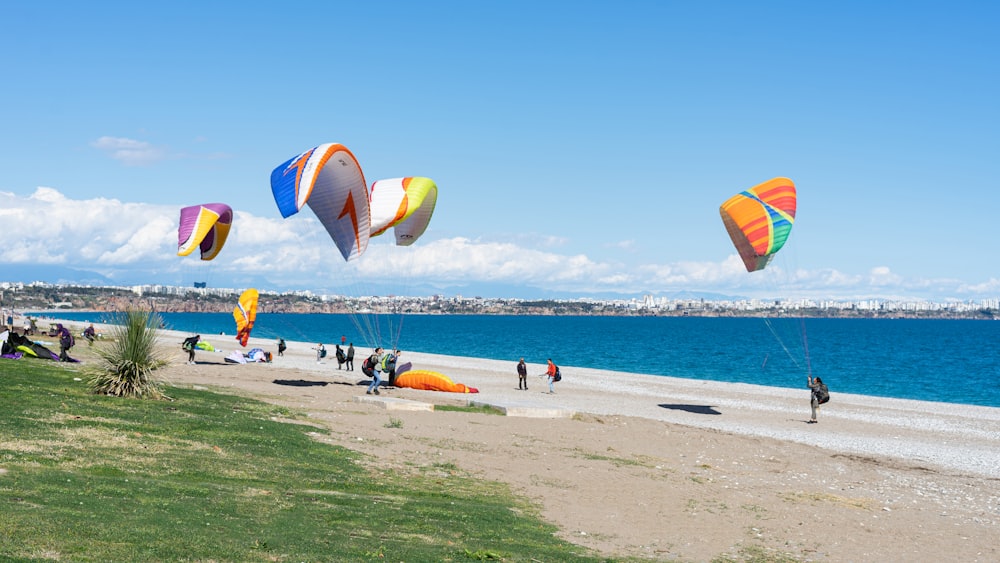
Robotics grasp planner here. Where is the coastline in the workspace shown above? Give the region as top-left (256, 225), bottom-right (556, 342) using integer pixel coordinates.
top-left (22, 310), bottom-right (1000, 409)
top-left (17, 316), bottom-right (1000, 478)
top-left (11, 317), bottom-right (1000, 561)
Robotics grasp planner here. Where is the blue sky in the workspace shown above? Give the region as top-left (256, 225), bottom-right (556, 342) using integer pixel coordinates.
top-left (1, 1), bottom-right (998, 301)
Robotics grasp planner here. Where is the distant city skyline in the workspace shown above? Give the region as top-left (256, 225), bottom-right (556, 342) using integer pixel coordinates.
top-left (2, 3), bottom-right (998, 301)
top-left (3, 280), bottom-right (998, 315)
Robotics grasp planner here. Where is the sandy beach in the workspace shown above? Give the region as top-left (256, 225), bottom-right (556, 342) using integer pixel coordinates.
top-left (20, 318), bottom-right (1000, 561)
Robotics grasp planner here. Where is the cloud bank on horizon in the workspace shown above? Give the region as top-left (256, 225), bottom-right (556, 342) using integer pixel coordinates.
top-left (2, 186), bottom-right (996, 302)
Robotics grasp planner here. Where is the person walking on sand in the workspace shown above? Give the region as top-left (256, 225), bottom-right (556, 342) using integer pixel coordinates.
top-left (346, 343), bottom-right (355, 371)
top-left (807, 375), bottom-right (826, 423)
top-left (366, 347), bottom-right (385, 395)
top-left (517, 358), bottom-right (528, 390)
top-left (313, 343), bottom-right (326, 364)
top-left (183, 334), bottom-right (200, 365)
top-left (545, 358), bottom-right (559, 394)
top-left (277, 338), bottom-right (287, 357)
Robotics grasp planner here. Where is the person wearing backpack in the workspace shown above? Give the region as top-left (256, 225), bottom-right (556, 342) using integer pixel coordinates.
top-left (366, 348), bottom-right (385, 395)
top-left (313, 343), bottom-right (326, 364)
top-left (380, 349), bottom-right (400, 384)
top-left (335, 344), bottom-right (347, 369)
top-left (807, 375), bottom-right (828, 424)
top-left (545, 358), bottom-right (560, 394)
top-left (182, 334), bottom-right (200, 365)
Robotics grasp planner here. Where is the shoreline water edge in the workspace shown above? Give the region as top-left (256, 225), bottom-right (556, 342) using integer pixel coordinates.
top-left (20, 310), bottom-right (1000, 408)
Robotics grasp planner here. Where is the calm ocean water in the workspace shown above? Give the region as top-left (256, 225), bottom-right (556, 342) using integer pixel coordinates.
top-left (37, 312), bottom-right (1000, 407)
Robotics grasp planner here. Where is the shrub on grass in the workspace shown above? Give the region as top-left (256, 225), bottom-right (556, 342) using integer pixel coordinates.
top-left (88, 308), bottom-right (169, 399)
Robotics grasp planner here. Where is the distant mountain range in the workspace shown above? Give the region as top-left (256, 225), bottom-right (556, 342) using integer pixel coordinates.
top-left (1, 264), bottom-right (118, 287)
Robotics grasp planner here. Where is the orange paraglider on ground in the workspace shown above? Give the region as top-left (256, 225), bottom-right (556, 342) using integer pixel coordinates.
top-left (393, 370), bottom-right (478, 393)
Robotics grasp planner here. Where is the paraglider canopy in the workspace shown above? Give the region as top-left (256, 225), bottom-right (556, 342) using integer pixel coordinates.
top-left (369, 177), bottom-right (438, 245)
top-left (719, 177), bottom-right (796, 272)
top-left (270, 143), bottom-right (370, 262)
top-left (177, 203), bottom-right (233, 261)
top-left (234, 288), bottom-right (258, 347)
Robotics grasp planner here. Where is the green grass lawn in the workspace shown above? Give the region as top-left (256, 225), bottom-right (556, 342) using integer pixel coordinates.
top-left (0, 360), bottom-right (620, 562)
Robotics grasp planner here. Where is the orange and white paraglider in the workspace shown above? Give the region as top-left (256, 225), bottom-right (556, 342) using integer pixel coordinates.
top-left (270, 143), bottom-right (370, 261)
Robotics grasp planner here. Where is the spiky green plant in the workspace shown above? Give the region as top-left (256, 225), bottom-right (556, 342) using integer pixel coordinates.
top-left (88, 307), bottom-right (169, 399)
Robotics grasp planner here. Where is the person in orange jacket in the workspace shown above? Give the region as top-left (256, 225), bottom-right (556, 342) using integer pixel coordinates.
top-left (545, 358), bottom-right (559, 394)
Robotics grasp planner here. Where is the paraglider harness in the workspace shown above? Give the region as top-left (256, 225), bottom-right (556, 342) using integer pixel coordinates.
top-left (553, 365), bottom-right (562, 382)
top-left (362, 355), bottom-right (377, 378)
top-left (814, 383), bottom-right (830, 404)
top-left (380, 353), bottom-right (398, 384)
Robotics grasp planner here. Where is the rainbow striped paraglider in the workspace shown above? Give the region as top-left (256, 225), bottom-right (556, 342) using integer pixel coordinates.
top-left (719, 177), bottom-right (796, 272)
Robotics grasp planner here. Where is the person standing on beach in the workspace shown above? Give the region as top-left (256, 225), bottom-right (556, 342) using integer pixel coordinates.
top-left (346, 343), bottom-right (355, 371)
top-left (381, 349), bottom-right (400, 384)
top-left (366, 347), bottom-right (385, 395)
top-left (807, 375), bottom-right (825, 423)
top-left (277, 338), bottom-right (287, 357)
top-left (517, 358), bottom-right (528, 390)
top-left (83, 324), bottom-right (96, 346)
top-left (314, 343), bottom-right (326, 364)
top-left (545, 359), bottom-right (558, 394)
top-left (335, 344), bottom-right (346, 369)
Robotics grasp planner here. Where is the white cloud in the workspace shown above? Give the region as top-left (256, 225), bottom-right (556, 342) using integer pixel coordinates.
top-left (91, 136), bottom-right (167, 166)
top-left (1, 188), bottom-right (998, 301)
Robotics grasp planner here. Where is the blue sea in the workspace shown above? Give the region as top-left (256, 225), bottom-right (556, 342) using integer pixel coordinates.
top-left (37, 312), bottom-right (1000, 408)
